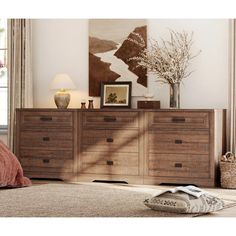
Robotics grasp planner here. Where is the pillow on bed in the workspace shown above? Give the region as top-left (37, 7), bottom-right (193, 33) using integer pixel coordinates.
top-left (144, 186), bottom-right (224, 214)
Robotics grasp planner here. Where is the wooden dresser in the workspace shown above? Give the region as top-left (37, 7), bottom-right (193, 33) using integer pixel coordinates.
top-left (143, 110), bottom-right (225, 187)
top-left (16, 109), bottom-right (78, 181)
top-left (15, 108), bottom-right (225, 187)
top-left (78, 111), bottom-right (143, 183)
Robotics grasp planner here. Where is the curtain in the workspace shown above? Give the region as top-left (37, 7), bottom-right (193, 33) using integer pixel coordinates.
top-left (7, 19), bottom-right (33, 151)
top-left (228, 19), bottom-right (236, 153)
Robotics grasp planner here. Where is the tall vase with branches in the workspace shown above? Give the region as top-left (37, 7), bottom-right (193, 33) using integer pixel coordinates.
top-left (127, 30), bottom-right (201, 108)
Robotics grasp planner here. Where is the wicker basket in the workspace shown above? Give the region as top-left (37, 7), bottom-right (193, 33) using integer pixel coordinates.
top-left (220, 161), bottom-right (236, 189)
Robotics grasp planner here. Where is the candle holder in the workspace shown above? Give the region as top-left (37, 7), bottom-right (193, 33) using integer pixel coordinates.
top-left (81, 102), bottom-right (86, 109)
top-left (88, 100), bottom-right (94, 109)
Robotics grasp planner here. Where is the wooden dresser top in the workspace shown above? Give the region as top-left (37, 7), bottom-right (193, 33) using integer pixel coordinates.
top-left (16, 108), bottom-right (224, 112)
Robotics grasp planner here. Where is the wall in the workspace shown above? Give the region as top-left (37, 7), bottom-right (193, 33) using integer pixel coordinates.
top-left (32, 19), bottom-right (89, 108)
top-left (148, 19), bottom-right (229, 109)
top-left (0, 134), bottom-right (7, 144)
top-left (32, 19), bottom-right (229, 109)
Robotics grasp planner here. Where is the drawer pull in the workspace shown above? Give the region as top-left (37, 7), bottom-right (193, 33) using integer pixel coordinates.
top-left (175, 139), bottom-right (183, 144)
top-left (40, 116), bottom-right (52, 121)
top-left (106, 160), bottom-right (113, 165)
top-left (42, 137), bottom-right (50, 141)
top-left (175, 163), bottom-right (182, 168)
top-left (43, 159), bottom-right (50, 163)
top-left (106, 138), bottom-right (114, 143)
top-left (172, 117), bottom-right (185, 123)
top-left (104, 116), bottom-right (117, 122)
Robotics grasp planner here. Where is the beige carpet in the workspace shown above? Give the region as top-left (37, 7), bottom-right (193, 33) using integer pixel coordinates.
top-left (0, 182), bottom-right (235, 217)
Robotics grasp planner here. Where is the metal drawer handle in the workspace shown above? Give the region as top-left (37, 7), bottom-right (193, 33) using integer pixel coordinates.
top-left (175, 163), bottom-right (182, 168)
top-left (104, 116), bottom-right (117, 122)
top-left (106, 138), bottom-right (113, 143)
top-left (106, 160), bottom-right (113, 165)
top-left (43, 159), bottom-right (50, 163)
top-left (40, 116), bottom-right (52, 121)
top-left (42, 137), bottom-right (50, 141)
top-left (172, 117), bottom-right (185, 123)
top-left (175, 139), bottom-right (183, 144)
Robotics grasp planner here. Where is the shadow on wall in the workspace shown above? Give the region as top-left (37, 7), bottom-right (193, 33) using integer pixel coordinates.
top-left (77, 111), bottom-right (145, 180)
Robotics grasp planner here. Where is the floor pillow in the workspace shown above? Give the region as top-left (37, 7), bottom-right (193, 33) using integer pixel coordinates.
top-left (144, 185), bottom-right (224, 214)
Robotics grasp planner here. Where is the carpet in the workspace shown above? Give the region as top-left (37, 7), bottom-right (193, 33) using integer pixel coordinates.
top-left (0, 182), bottom-right (235, 217)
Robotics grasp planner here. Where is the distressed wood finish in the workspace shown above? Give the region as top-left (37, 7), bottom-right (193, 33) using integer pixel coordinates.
top-left (16, 108), bottom-right (225, 186)
top-left (21, 166), bottom-right (74, 173)
top-left (82, 111), bottom-right (139, 129)
top-left (20, 149), bottom-right (73, 159)
top-left (148, 111), bottom-right (210, 129)
top-left (20, 131), bottom-right (73, 149)
top-left (82, 129), bottom-right (139, 153)
top-left (23, 172), bottom-right (75, 180)
top-left (20, 158), bottom-right (74, 169)
top-left (148, 153), bottom-right (209, 162)
top-left (75, 173), bottom-right (143, 184)
top-left (144, 110), bottom-right (225, 187)
top-left (148, 130), bottom-right (209, 154)
top-left (79, 110), bottom-right (142, 182)
top-left (149, 142), bottom-right (209, 155)
top-left (20, 111), bottom-right (73, 129)
top-left (16, 109), bottom-right (78, 181)
top-left (148, 160), bottom-right (209, 178)
top-left (81, 152), bottom-right (139, 175)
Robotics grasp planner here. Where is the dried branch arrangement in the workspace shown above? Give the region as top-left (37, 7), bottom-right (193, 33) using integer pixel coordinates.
top-left (127, 30), bottom-right (201, 84)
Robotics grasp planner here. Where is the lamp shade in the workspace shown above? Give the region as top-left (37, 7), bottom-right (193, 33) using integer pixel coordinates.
top-left (50, 73), bottom-right (76, 90)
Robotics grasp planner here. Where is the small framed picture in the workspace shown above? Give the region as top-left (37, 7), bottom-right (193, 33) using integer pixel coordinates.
top-left (100, 81), bottom-right (132, 108)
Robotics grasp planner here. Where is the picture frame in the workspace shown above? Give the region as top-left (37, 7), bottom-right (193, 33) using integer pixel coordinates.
top-left (100, 81), bottom-right (132, 108)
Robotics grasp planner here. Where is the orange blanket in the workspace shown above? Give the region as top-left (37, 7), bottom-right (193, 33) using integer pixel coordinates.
top-left (0, 140), bottom-right (31, 187)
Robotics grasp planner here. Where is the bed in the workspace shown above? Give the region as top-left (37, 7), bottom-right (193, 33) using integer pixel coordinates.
top-left (0, 140), bottom-right (31, 187)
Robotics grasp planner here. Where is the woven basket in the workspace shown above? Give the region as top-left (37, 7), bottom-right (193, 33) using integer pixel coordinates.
top-left (220, 161), bottom-right (236, 189)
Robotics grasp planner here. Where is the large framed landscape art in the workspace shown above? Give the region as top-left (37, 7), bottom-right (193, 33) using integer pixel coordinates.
top-left (89, 19), bottom-right (147, 97)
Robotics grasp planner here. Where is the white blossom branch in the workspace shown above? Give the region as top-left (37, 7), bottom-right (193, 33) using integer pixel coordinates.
top-left (127, 29), bottom-right (201, 84)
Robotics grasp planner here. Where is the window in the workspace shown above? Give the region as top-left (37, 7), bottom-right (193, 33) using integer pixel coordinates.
top-left (0, 19), bottom-right (7, 129)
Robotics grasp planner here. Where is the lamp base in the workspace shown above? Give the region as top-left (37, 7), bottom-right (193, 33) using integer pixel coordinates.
top-left (54, 92), bottom-right (70, 109)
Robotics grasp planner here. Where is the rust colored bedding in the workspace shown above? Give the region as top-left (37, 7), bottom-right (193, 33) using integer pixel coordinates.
top-left (0, 140), bottom-right (31, 187)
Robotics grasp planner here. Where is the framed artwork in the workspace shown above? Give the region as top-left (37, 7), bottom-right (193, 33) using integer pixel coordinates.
top-left (89, 19), bottom-right (147, 97)
top-left (100, 82), bottom-right (132, 108)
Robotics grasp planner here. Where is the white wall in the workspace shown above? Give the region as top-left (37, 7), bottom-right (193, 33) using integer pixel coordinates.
top-left (33, 19), bottom-right (90, 108)
top-left (0, 134), bottom-right (7, 144)
top-left (32, 19), bottom-right (229, 109)
top-left (148, 19), bottom-right (229, 109)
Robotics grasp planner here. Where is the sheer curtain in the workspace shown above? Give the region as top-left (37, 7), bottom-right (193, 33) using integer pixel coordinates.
top-left (228, 19), bottom-right (236, 153)
top-left (7, 19), bottom-right (33, 151)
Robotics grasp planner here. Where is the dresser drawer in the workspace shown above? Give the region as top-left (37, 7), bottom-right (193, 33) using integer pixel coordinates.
top-left (20, 149), bottom-right (73, 159)
top-left (148, 130), bottom-right (209, 154)
top-left (20, 157), bottom-right (73, 170)
top-left (149, 142), bottom-right (209, 155)
top-left (82, 111), bottom-right (139, 128)
top-left (82, 129), bottom-right (139, 153)
top-left (148, 154), bottom-right (209, 178)
top-left (20, 131), bottom-right (73, 149)
top-left (22, 166), bottom-right (73, 173)
top-left (148, 111), bottom-right (210, 129)
top-left (20, 111), bottom-right (73, 129)
top-left (81, 152), bottom-right (139, 175)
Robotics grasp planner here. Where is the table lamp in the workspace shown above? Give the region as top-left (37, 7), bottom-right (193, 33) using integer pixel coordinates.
top-left (50, 73), bottom-right (76, 109)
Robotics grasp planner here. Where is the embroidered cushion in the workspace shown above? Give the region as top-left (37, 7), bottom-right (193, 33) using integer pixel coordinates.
top-left (144, 190), bottom-right (224, 213)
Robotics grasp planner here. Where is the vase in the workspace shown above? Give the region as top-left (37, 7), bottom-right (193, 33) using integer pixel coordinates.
top-left (169, 83), bottom-right (180, 108)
